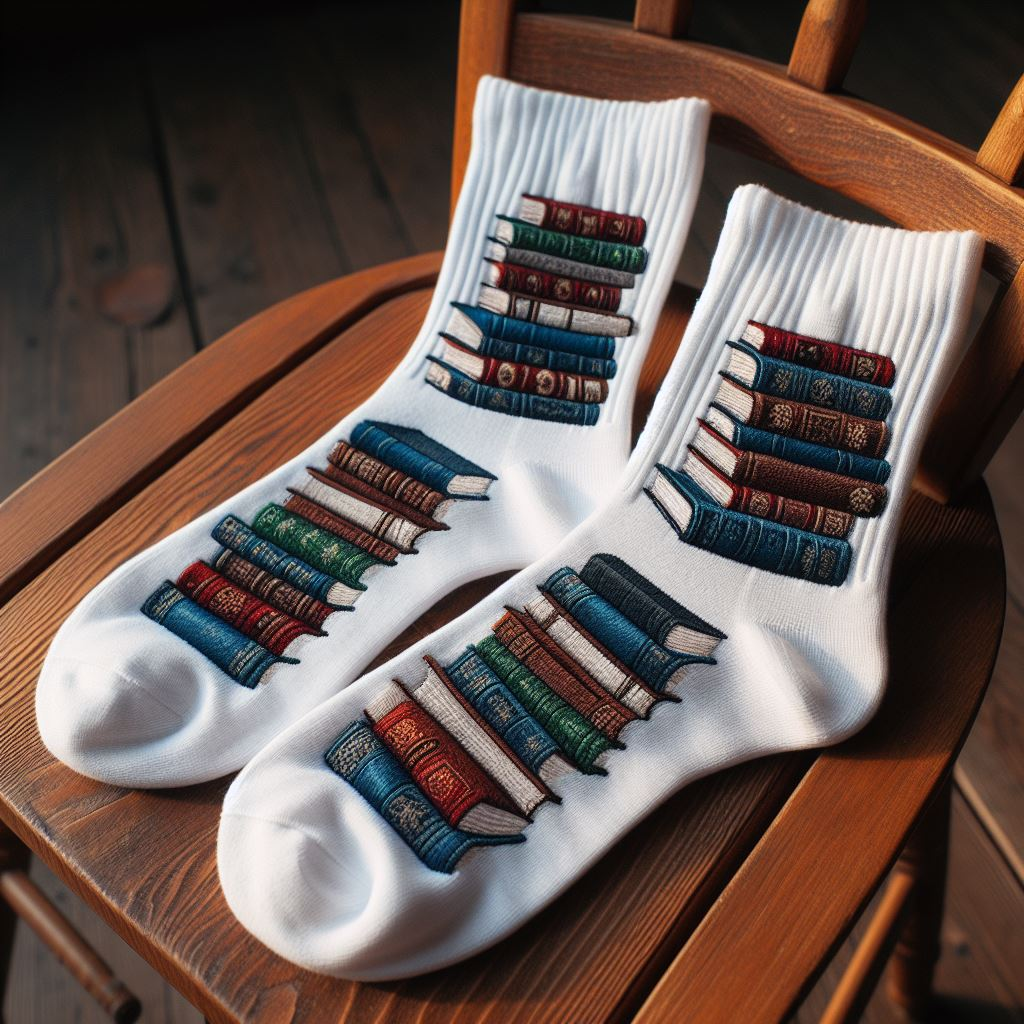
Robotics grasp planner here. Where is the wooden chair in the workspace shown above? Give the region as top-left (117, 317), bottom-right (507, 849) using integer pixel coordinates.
top-left (0, 1), bottom-right (1019, 1020)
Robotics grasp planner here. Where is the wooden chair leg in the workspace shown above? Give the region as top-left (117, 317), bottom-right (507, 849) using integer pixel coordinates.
top-left (886, 777), bottom-right (952, 1018)
top-left (819, 777), bottom-right (952, 1024)
top-left (0, 821), bottom-right (141, 1023)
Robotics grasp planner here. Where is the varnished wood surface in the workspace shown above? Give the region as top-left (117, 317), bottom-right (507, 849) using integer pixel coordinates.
top-left (0, 284), bottom-right (820, 1023)
top-left (787, 0), bottom-right (867, 92)
top-left (977, 73), bottom-right (1024, 186)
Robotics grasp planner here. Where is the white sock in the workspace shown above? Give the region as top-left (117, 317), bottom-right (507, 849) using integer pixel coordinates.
top-left (217, 185), bottom-right (982, 980)
top-left (35, 77), bottom-right (710, 787)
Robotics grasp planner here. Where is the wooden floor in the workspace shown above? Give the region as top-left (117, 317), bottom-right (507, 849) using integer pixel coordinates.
top-left (1, 1), bottom-right (1021, 1020)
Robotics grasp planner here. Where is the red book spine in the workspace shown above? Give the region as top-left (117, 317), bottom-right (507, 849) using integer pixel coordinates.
top-left (748, 392), bottom-right (890, 458)
top-left (491, 610), bottom-right (635, 740)
top-left (523, 194), bottom-right (647, 245)
top-left (730, 484), bottom-right (855, 538)
top-left (747, 321), bottom-right (896, 387)
top-left (371, 699), bottom-right (519, 826)
top-left (177, 562), bottom-right (319, 654)
top-left (282, 493), bottom-right (402, 563)
top-left (476, 354), bottom-right (608, 403)
top-left (734, 450), bottom-right (888, 518)
top-left (487, 260), bottom-right (621, 311)
top-left (324, 445), bottom-right (448, 516)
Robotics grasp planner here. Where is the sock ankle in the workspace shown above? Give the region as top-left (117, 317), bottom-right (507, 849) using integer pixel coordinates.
top-left (216, 184), bottom-right (982, 980)
top-left (36, 77), bottom-right (710, 787)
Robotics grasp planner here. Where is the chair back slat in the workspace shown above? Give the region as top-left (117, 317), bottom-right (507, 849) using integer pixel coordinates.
top-left (787, 0), bottom-right (867, 92)
top-left (634, 0), bottom-right (692, 38)
top-left (977, 74), bottom-right (1024, 185)
top-left (450, 1), bottom-right (1024, 501)
top-left (450, 0), bottom-right (516, 217)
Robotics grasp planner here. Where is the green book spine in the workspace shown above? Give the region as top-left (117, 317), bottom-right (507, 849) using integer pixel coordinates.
top-left (498, 217), bottom-right (648, 274)
top-left (250, 504), bottom-right (382, 588)
top-left (473, 637), bottom-right (613, 774)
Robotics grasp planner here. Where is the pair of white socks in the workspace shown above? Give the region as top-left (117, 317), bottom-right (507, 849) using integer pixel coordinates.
top-left (35, 78), bottom-right (982, 981)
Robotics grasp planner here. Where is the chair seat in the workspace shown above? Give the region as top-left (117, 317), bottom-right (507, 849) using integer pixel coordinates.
top-left (0, 259), bottom-right (1004, 1023)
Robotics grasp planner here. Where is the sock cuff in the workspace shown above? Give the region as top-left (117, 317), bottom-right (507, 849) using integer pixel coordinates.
top-left (397, 77), bottom-right (711, 431)
top-left (628, 185), bottom-right (983, 584)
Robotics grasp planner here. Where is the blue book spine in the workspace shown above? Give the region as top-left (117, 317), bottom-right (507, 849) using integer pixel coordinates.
top-left (141, 581), bottom-right (294, 688)
top-left (211, 516), bottom-right (347, 607)
top-left (729, 341), bottom-right (893, 420)
top-left (650, 466), bottom-right (852, 586)
top-left (445, 649), bottom-right (562, 777)
top-left (451, 302), bottom-right (616, 361)
top-left (542, 568), bottom-right (712, 691)
top-left (720, 412), bottom-right (891, 483)
top-left (470, 335), bottom-right (617, 379)
top-left (426, 359), bottom-right (602, 426)
top-left (349, 421), bottom-right (494, 499)
top-left (324, 721), bottom-right (520, 873)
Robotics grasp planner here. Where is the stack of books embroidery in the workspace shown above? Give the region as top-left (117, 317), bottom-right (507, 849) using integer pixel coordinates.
top-left (424, 194), bottom-right (649, 426)
top-left (325, 553), bottom-right (725, 872)
top-left (646, 321), bottom-right (897, 586)
top-left (141, 422), bottom-right (496, 688)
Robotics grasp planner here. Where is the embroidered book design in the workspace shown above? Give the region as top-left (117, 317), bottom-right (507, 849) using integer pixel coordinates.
top-left (425, 193), bottom-right (649, 426)
top-left (325, 555), bottom-right (724, 872)
top-left (142, 422), bottom-right (495, 688)
top-left (646, 320), bottom-right (899, 586)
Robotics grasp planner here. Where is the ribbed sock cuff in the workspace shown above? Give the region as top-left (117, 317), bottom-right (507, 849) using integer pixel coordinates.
top-left (397, 76), bottom-right (711, 432)
top-left (627, 184), bottom-right (983, 583)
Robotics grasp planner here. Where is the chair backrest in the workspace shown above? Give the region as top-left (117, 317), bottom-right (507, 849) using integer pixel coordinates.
top-left (449, 0), bottom-right (1024, 504)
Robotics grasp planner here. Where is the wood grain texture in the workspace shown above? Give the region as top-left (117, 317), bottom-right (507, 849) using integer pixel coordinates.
top-left (633, 0), bottom-right (692, 39)
top-left (792, 790), bottom-right (1024, 1022)
top-left (977, 73), bottom-right (1024, 186)
top-left (451, 0), bottom-right (516, 217)
top-left (787, 0), bottom-right (868, 92)
top-left (0, 252), bottom-right (441, 608)
top-left (0, 285), bottom-right (814, 1023)
top-left (0, 51), bottom-right (196, 500)
top-left (633, 480), bottom-right (1005, 1024)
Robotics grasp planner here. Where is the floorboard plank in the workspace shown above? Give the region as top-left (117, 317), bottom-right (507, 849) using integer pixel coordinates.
top-left (0, 50), bottom-right (195, 500)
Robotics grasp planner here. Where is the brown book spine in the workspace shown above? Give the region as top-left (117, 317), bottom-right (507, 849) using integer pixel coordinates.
top-left (283, 493), bottom-right (401, 563)
top-left (748, 391), bottom-right (890, 457)
top-left (213, 550), bottom-right (337, 628)
top-left (327, 442), bottom-right (448, 516)
top-left (309, 467), bottom-right (447, 531)
top-left (730, 484), bottom-right (855, 538)
top-left (734, 450), bottom-right (887, 518)
top-left (475, 352), bottom-right (608, 403)
top-left (490, 610), bottom-right (636, 740)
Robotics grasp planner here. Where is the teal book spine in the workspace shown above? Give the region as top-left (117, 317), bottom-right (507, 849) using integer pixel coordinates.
top-left (718, 412), bottom-right (891, 483)
top-left (542, 568), bottom-right (711, 691)
top-left (649, 465), bottom-right (852, 586)
top-left (426, 359), bottom-right (601, 426)
top-left (496, 217), bottom-right (648, 274)
top-left (469, 334), bottom-right (616, 379)
top-left (728, 341), bottom-right (892, 420)
top-left (211, 515), bottom-right (350, 607)
top-left (324, 721), bottom-right (520, 873)
top-left (445, 649), bottom-right (563, 778)
top-left (451, 303), bottom-right (616, 361)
